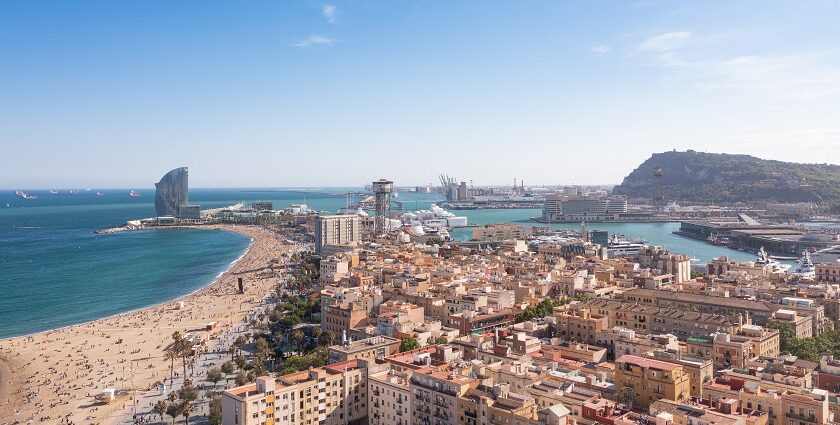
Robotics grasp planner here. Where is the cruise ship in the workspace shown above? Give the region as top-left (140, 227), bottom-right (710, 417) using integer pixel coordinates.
top-left (754, 247), bottom-right (791, 273)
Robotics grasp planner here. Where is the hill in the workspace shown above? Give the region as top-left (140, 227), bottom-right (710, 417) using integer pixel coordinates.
top-left (612, 150), bottom-right (840, 204)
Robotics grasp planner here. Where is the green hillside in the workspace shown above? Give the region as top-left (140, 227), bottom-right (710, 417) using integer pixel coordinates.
top-left (612, 150), bottom-right (840, 204)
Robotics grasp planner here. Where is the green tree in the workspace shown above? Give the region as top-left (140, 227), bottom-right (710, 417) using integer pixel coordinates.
top-left (206, 367), bottom-right (223, 389)
top-left (434, 336), bottom-right (448, 344)
top-left (290, 329), bottom-right (306, 355)
top-left (221, 361), bottom-right (235, 385)
top-left (208, 396), bottom-right (223, 425)
top-left (318, 331), bottom-right (335, 347)
top-left (235, 370), bottom-right (249, 386)
top-left (178, 380), bottom-right (199, 403)
top-left (400, 337), bottom-right (420, 352)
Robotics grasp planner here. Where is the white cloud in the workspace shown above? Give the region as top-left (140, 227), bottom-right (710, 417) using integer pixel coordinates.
top-left (638, 31), bottom-right (691, 52)
top-left (591, 44), bottom-right (611, 55)
top-left (295, 35), bottom-right (335, 48)
top-left (695, 53), bottom-right (840, 100)
top-left (722, 127), bottom-right (840, 150)
top-left (632, 30), bottom-right (840, 100)
top-left (322, 4), bottom-right (336, 23)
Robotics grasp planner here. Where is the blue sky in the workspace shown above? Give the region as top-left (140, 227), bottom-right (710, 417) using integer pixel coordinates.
top-left (2, 1), bottom-right (840, 188)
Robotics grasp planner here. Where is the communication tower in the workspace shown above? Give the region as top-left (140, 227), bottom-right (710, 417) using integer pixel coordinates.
top-left (372, 179), bottom-right (393, 235)
top-left (653, 167), bottom-right (664, 209)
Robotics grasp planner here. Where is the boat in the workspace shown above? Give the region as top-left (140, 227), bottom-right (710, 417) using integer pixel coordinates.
top-left (68, 190), bottom-right (80, 195)
top-left (49, 190), bottom-right (59, 195)
top-left (96, 192), bottom-right (104, 196)
top-left (128, 190), bottom-right (142, 197)
top-left (606, 235), bottom-right (646, 257)
top-left (21, 193), bottom-right (37, 200)
top-left (14, 190), bottom-right (24, 196)
top-left (400, 204), bottom-right (468, 230)
top-left (788, 251), bottom-right (816, 279)
top-left (754, 247), bottom-right (791, 273)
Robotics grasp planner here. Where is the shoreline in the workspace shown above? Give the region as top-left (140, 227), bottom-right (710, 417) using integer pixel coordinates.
top-left (0, 227), bottom-right (255, 343)
top-left (0, 224), bottom-right (296, 424)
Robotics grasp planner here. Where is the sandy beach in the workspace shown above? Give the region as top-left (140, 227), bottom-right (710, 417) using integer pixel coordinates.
top-left (0, 224), bottom-right (294, 424)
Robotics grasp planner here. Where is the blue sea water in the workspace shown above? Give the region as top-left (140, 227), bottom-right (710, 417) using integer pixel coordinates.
top-left (0, 188), bottom-right (758, 339)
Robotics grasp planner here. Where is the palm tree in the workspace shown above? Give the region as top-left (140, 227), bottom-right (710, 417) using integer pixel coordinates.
top-left (289, 329), bottom-right (306, 355)
top-left (153, 400), bottom-right (167, 423)
top-left (181, 399), bottom-right (196, 423)
top-left (164, 348), bottom-right (178, 383)
top-left (233, 335), bottom-right (247, 357)
top-left (165, 401), bottom-right (182, 424)
top-left (227, 344), bottom-right (237, 361)
top-left (317, 330), bottom-right (334, 347)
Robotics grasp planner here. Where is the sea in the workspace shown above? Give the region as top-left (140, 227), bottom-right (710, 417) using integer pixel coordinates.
top-left (0, 188), bottom-right (761, 339)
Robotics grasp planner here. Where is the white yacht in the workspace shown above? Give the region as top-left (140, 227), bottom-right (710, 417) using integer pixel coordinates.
top-left (606, 235), bottom-right (646, 257)
top-left (788, 251), bottom-right (816, 279)
top-left (754, 247), bottom-right (791, 273)
top-left (401, 204), bottom-right (468, 230)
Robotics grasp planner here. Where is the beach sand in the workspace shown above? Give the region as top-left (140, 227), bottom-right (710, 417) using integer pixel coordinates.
top-left (0, 224), bottom-right (293, 424)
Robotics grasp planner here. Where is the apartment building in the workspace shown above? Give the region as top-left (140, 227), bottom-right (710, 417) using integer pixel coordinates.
top-left (449, 308), bottom-right (516, 336)
top-left (549, 307), bottom-right (609, 346)
top-left (411, 369), bottom-right (477, 425)
top-left (817, 262), bottom-right (840, 283)
top-left (614, 355), bottom-right (691, 409)
top-left (458, 383), bottom-right (570, 425)
top-left (221, 359), bottom-right (368, 425)
top-left (315, 214), bottom-right (361, 255)
top-left (582, 299), bottom-right (741, 340)
top-left (472, 224), bottom-right (532, 242)
top-left (369, 366), bottom-right (413, 425)
top-left (327, 335), bottom-right (400, 364)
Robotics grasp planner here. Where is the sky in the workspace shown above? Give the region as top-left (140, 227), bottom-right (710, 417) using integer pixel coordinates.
top-left (2, 1), bottom-right (840, 189)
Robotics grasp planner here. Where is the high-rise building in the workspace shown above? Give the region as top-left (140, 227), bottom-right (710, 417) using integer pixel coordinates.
top-left (154, 167), bottom-right (191, 217)
top-left (315, 214), bottom-right (361, 255)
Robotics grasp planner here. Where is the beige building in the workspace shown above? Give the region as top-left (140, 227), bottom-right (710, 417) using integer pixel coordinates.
top-left (369, 366), bottom-right (413, 425)
top-left (319, 257), bottom-right (349, 284)
top-left (817, 262), bottom-right (840, 283)
top-left (411, 370), bottom-right (477, 425)
top-left (472, 224), bottom-right (532, 242)
top-left (315, 214), bottom-right (361, 255)
top-left (328, 335), bottom-right (401, 364)
top-left (221, 359), bottom-right (369, 425)
top-left (614, 355), bottom-right (691, 410)
top-left (458, 383), bottom-right (570, 425)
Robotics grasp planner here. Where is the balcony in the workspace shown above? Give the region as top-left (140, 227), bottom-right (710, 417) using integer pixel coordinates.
top-left (465, 410), bottom-right (477, 419)
top-left (434, 397), bottom-right (447, 407)
top-left (434, 410), bottom-right (449, 420)
top-left (373, 389), bottom-right (380, 396)
top-left (786, 412), bottom-right (818, 423)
